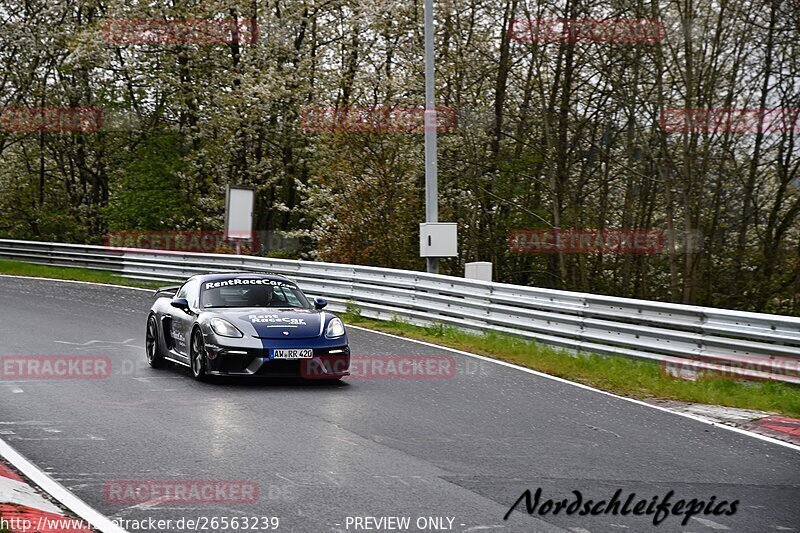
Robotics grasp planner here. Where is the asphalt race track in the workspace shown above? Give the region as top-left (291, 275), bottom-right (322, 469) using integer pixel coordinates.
top-left (0, 277), bottom-right (798, 533)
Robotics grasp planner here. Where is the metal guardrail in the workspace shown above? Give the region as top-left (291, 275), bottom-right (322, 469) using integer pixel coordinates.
top-left (1, 238), bottom-right (798, 384)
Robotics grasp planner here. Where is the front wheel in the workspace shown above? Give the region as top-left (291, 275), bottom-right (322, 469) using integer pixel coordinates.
top-left (190, 329), bottom-right (209, 382)
top-left (146, 315), bottom-right (165, 368)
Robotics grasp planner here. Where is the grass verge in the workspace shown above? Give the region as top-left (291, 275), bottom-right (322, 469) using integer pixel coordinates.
top-left (0, 258), bottom-right (797, 418)
top-left (0, 259), bottom-right (159, 289)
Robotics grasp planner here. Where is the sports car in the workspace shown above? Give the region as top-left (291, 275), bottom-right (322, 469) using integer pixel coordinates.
top-left (145, 272), bottom-right (350, 381)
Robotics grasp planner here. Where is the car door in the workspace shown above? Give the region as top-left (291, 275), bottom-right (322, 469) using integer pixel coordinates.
top-left (169, 278), bottom-right (199, 360)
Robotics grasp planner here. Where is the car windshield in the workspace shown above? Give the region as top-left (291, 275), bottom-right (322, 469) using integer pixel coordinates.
top-left (200, 278), bottom-right (311, 309)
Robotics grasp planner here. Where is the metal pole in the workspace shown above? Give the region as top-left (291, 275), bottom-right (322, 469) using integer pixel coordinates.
top-left (423, 0), bottom-right (439, 274)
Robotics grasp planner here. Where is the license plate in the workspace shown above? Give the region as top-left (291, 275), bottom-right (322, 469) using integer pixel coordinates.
top-left (273, 348), bottom-right (313, 359)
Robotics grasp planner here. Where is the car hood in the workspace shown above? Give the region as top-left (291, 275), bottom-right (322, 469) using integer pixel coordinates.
top-left (210, 308), bottom-right (324, 340)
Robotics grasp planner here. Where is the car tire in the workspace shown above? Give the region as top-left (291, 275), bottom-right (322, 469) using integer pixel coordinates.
top-left (190, 328), bottom-right (209, 382)
top-left (146, 315), bottom-right (165, 368)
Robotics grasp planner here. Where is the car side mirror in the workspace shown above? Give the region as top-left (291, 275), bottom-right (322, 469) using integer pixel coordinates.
top-left (171, 297), bottom-right (190, 312)
top-left (313, 297), bottom-right (328, 310)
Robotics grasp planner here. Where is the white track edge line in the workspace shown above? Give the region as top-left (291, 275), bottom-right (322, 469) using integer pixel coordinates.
top-left (0, 437), bottom-right (128, 532)
top-left (3, 273), bottom-right (798, 452)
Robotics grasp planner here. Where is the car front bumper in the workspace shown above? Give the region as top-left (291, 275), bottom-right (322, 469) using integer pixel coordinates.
top-left (203, 337), bottom-right (350, 378)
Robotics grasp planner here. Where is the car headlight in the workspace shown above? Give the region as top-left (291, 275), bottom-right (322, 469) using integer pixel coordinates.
top-left (325, 317), bottom-right (345, 338)
top-left (210, 318), bottom-right (243, 338)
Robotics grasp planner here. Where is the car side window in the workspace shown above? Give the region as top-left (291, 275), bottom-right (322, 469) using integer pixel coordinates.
top-left (175, 279), bottom-right (199, 309)
top-left (187, 280), bottom-right (200, 309)
top-left (175, 282), bottom-right (190, 300)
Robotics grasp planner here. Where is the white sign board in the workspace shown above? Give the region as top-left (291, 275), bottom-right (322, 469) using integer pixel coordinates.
top-left (225, 186), bottom-right (255, 239)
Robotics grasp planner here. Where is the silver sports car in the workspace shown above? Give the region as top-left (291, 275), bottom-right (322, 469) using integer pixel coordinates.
top-left (145, 272), bottom-right (350, 381)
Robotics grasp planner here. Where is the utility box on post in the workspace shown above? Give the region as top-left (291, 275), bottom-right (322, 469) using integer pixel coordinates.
top-left (419, 223), bottom-right (458, 258)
